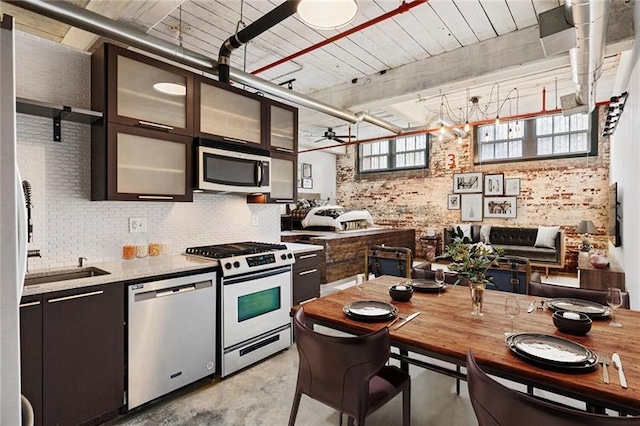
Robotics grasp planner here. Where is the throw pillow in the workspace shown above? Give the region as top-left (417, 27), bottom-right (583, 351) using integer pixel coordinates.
top-left (534, 226), bottom-right (560, 249)
top-left (480, 225), bottom-right (492, 244)
top-left (454, 223), bottom-right (472, 242)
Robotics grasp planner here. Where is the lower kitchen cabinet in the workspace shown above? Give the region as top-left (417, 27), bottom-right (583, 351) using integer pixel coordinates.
top-left (293, 250), bottom-right (322, 305)
top-left (42, 284), bottom-right (124, 426)
top-left (20, 295), bottom-right (43, 426)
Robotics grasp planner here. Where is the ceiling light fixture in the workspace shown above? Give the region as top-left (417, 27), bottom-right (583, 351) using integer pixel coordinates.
top-left (152, 5), bottom-right (188, 97)
top-left (464, 88), bottom-right (471, 132)
top-left (297, 0), bottom-right (358, 30)
top-left (152, 82), bottom-right (187, 96)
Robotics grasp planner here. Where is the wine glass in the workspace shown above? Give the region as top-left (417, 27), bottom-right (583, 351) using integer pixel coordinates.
top-left (355, 273), bottom-right (365, 291)
top-left (504, 296), bottom-right (520, 336)
top-left (606, 287), bottom-right (623, 327)
top-left (434, 269), bottom-right (445, 297)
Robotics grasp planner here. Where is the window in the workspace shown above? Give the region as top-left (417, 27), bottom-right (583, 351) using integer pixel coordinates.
top-left (359, 134), bottom-right (428, 172)
top-left (475, 111), bottom-right (596, 163)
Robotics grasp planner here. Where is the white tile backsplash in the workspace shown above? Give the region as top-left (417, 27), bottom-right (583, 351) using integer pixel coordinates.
top-left (15, 32), bottom-right (280, 271)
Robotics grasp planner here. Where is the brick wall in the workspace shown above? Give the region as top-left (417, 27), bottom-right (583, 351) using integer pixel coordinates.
top-left (336, 111), bottom-right (610, 262)
top-left (16, 32), bottom-right (280, 271)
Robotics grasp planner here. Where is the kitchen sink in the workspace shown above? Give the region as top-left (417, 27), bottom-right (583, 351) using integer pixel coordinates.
top-left (24, 267), bottom-right (110, 286)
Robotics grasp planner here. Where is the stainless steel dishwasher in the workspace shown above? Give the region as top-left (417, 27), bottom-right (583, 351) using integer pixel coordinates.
top-left (127, 271), bottom-right (216, 410)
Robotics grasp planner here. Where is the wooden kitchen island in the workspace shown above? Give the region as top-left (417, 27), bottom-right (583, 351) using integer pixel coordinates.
top-left (282, 228), bottom-right (415, 283)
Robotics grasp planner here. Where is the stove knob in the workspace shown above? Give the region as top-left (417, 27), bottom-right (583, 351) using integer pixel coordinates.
top-left (224, 262), bottom-right (232, 270)
top-left (287, 253), bottom-right (293, 259)
top-left (233, 261), bottom-right (240, 268)
top-left (281, 254), bottom-right (287, 260)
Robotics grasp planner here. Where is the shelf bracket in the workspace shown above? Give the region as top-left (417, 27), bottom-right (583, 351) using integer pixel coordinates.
top-left (16, 97), bottom-right (103, 143)
top-left (53, 106), bottom-right (71, 142)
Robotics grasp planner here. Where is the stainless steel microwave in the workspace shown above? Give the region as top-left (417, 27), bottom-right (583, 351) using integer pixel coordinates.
top-left (195, 139), bottom-right (271, 194)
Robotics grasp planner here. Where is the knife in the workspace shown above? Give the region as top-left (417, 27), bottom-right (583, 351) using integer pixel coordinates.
top-left (393, 312), bottom-right (420, 330)
top-left (612, 352), bottom-right (628, 388)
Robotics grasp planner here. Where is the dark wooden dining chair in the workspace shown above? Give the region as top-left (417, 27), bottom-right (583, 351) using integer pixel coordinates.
top-left (466, 349), bottom-right (640, 425)
top-left (528, 278), bottom-right (630, 309)
top-left (364, 245), bottom-right (412, 280)
top-left (289, 308), bottom-right (411, 426)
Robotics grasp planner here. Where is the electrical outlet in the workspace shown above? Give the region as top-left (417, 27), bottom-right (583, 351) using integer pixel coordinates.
top-left (252, 215), bottom-right (259, 226)
top-left (129, 217), bottom-right (147, 233)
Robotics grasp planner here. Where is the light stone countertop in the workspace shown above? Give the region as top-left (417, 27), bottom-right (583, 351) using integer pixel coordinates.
top-left (283, 242), bottom-right (324, 253)
top-left (22, 254), bottom-right (218, 297)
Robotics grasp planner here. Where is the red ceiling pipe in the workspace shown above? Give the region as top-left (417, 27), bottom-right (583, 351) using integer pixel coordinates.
top-left (251, 0), bottom-right (428, 76)
top-left (300, 99), bottom-right (611, 153)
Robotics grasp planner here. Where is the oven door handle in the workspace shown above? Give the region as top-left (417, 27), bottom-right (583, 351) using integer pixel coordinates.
top-left (223, 266), bottom-right (291, 285)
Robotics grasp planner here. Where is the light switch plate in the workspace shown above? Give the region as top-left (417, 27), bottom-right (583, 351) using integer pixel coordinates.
top-left (252, 215), bottom-right (259, 226)
top-left (129, 217), bottom-right (147, 233)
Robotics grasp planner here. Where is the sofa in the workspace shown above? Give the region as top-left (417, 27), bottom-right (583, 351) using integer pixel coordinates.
top-left (442, 225), bottom-right (566, 275)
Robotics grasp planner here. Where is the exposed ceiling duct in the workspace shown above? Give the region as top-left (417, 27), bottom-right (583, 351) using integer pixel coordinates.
top-left (556, 0), bottom-right (611, 115)
top-left (218, 0), bottom-right (300, 84)
top-left (6, 0), bottom-right (403, 135)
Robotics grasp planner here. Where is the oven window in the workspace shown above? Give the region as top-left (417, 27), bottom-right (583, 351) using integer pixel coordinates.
top-left (237, 287), bottom-right (281, 322)
top-left (204, 153), bottom-right (256, 186)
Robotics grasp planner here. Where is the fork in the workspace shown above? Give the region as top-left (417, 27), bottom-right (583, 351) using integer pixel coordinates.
top-left (600, 353), bottom-right (610, 384)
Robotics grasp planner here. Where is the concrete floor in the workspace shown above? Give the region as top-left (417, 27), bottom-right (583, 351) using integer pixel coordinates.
top-left (106, 346), bottom-right (477, 426)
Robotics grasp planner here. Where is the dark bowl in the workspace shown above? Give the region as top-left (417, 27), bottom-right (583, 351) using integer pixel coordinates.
top-left (552, 310), bottom-right (592, 335)
top-left (389, 284), bottom-right (413, 302)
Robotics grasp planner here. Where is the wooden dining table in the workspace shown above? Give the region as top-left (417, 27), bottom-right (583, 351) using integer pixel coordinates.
top-left (295, 275), bottom-right (640, 414)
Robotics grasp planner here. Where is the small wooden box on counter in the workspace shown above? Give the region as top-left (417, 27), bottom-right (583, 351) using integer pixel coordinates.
top-left (578, 252), bottom-right (625, 291)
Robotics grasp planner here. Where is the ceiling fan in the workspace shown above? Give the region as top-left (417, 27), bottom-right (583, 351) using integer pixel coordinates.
top-left (313, 127), bottom-right (356, 144)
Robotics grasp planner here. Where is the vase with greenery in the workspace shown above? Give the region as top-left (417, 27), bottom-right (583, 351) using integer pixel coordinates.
top-left (444, 227), bottom-right (504, 316)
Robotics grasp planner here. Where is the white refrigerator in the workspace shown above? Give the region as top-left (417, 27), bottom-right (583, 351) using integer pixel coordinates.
top-left (1, 14), bottom-right (28, 426)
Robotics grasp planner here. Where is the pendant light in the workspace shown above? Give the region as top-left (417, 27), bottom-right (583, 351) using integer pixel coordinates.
top-left (464, 88), bottom-right (471, 132)
top-left (438, 93), bottom-right (444, 141)
top-left (298, 0), bottom-right (358, 30)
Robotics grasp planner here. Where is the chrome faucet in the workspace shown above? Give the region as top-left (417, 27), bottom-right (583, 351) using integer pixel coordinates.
top-left (78, 257), bottom-right (87, 267)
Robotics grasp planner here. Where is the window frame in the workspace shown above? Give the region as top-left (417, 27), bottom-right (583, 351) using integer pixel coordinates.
top-left (473, 109), bottom-right (598, 165)
top-left (358, 134), bottom-right (430, 174)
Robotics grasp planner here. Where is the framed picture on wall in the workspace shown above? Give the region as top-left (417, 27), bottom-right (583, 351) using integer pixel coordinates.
top-left (504, 178), bottom-right (521, 195)
top-left (453, 172), bottom-right (483, 193)
top-left (302, 163), bottom-right (312, 178)
top-left (302, 178), bottom-right (313, 189)
top-left (447, 194), bottom-right (461, 210)
top-left (461, 193), bottom-right (483, 221)
top-left (484, 174), bottom-right (504, 196)
top-left (484, 196), bottom-right (517, 218)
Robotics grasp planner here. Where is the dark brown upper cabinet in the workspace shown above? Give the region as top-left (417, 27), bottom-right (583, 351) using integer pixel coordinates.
top-left (268, 101), bottom-right (297, 154)
top-left (92, 123), bottom-right (193, 201)
top-left (195, 76), bottom-right (265, 148)
top-left (92, 43), bottom-right (194, 136)
top-left (92, 44), bottom-right (194, 201)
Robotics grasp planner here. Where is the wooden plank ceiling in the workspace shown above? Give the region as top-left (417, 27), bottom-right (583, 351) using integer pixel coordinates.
top-left (1, 0), bottom-right (634, 147)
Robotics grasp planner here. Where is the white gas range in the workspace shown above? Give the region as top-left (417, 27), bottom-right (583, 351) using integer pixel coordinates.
top-left (184, 242), bottom-right (295, 377)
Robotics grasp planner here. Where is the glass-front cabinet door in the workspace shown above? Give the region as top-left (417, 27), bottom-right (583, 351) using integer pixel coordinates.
top-left (103, 124), bottom-right (193, 202)
top-left (269, 153), bottom-right (296, 203)
top-left (197, 77), bottom-right (263, 146)
top-left (103, 44), bottom-right (194, 136)
top-left (269, 104), bottom-right (297, 153)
